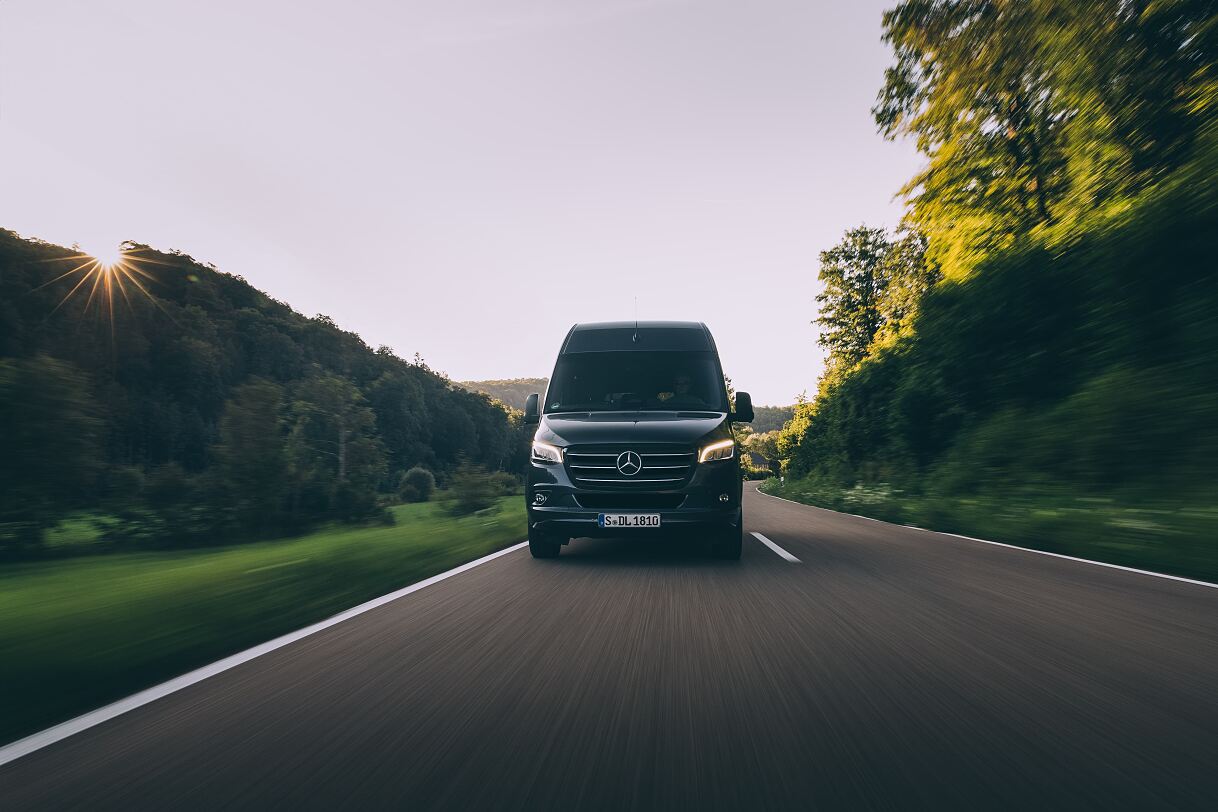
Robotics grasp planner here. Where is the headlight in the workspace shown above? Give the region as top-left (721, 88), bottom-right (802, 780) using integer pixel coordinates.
top-left (698, 438), bottom-right (735, 463)
top-left (531, 440), bottom-right (564, 464)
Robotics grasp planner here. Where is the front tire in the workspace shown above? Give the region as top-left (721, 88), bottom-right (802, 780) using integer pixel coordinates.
top-left (529, 525), bottom-right (562, 559)
top-left (709, 523), bottom-right (742, 560)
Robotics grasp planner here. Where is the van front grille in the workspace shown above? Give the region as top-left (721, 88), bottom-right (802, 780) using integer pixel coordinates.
top-left (565, 444), bottom-right (696, 489)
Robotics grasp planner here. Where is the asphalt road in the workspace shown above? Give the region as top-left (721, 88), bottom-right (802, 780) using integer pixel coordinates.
top-left (3, 484), bottom-right (1217, 810)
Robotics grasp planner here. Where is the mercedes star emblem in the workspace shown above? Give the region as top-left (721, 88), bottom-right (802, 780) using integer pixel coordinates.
top-left (616, 450), bottom-right (642, 476)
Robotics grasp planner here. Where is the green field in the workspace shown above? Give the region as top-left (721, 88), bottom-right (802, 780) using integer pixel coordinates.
top-left (0, 498), bottom-right (525, 745)
top-left (761, 478), bottom-right (1218, 583)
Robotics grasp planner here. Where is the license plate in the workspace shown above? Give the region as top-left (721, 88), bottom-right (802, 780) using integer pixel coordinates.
top-left (598, 513), bottom-right (661, 528)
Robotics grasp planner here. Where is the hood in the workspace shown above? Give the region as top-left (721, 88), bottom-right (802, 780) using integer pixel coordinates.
top-left (538, 411), bottom-right (730, 447)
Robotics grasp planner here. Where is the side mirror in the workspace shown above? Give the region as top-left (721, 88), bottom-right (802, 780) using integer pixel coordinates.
top-left (523, 393), bottom-right (540, 425)
top-left (732, 391), bottom-right (754, 423)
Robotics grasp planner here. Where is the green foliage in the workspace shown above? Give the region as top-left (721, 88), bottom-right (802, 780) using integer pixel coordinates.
top-left (816, 226), bottom-right (890, 370)
top-left (782, 136), bottom-right (1218, 558)
top-left (742, 429), bottom-right (780, 463)
top-left (399, 466), bottom-right (436, 503)
top-left (775, 395), bottom-right (814, 477)
top-left (212, 378), bottom-right (287, 535)
top-left (778, 3), bottom-right (1218, 578)
top-left (442, 462), bottom-right (501, 516)
top-left (763, 475), bottom-right (1218, 584)
top-left (748, 404), bottom-right (795, 434)
top-left (815, 226), bottom-right (938, 378)
top-left (367, 368), bottom-right (430, 478)
top-left (486, 470), bottom-right (521, 496)
top-left (876, 0), bottom-right (1218, 280)
top-left (0, 231), bottom-right (522, 552)
top-left (287, 374), bottom-right (387, 522)
top-left (0, 356), bottom-right (102, 547)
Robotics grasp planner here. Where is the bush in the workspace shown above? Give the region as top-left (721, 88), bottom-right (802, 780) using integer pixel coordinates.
top-left (442, 463), bottom-right (499, 516)
top-left (145, 463), bottom-right (191, 510)
top-left (105, 466), bottom-right (146, 505)
top-left (398, 466), bottom-right (436, 503)
top-left (487, 470), bottom-right (520, 496)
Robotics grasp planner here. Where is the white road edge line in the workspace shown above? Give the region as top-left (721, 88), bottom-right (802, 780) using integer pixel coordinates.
top-left (751, 532), bottom-right (801, 563)
top-left (0, 540), bottom-right (530, 769)
top-left (755, 488), bottom-right (1217, 590)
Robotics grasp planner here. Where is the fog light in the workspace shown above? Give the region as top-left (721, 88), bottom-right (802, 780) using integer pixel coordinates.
top-left (533, 492), bottom-right (547, 505)
top-left (719, 493), bottom-right (729, 503)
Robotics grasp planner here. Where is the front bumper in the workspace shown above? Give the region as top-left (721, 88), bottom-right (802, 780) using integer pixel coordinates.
top-left (526, 457), bottom-right (741, 538)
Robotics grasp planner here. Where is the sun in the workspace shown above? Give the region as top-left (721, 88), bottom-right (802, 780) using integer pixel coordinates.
top-left (81, 242), bottom-right (126, 270)
top-left (34, 241), bottom-right (170, 325)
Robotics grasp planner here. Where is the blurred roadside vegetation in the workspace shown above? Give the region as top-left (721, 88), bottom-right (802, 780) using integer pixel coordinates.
top-left (763, 478), bottom-right (1218, 582)
top-left (0, 496), bottom-right (525, 745)
top-left (772, 1), bottom-right (1218, 580)
top-left (0, 235), bottom-right (530, 556)
top-left (441, 462), bottom-right (522, 517)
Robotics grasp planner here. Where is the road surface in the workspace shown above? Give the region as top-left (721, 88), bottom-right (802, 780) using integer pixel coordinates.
top-left (3, 484), bottom-right (1217, 809)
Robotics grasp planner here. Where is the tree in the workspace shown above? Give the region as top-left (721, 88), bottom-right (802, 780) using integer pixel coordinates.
top-left (815, 227), bottom-right (892, 373)
top-left (816, 226), bottom-right (939, 378)
top-left (876, 229), bottom-right (940, 344)
top-left (875, 1), bottom-right (1068, 278)
top-left (288, 374), bottom-right (387, 521)
top-left (213, 378), bottom-right (287, 535)
top-left (744, 430), bottom-right (780, 463)
top-left (366, 369), bottom-right (431, 480)
top-left (874, 0), bottom-right (1218, 279)
top-left (1038, 0), bottom-right (1218, 193)
top-left (0, 356), bottom-right (101, 547)
top-left (776, 393), bottom-right (815, 473)
top-left (0, 228), bottom-right (522, 543)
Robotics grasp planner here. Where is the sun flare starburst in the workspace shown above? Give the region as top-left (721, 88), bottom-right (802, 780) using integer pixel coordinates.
top-left (35, 242), bottom-right (171, 325)
top-left (82, 242), bottom-right (126, 271)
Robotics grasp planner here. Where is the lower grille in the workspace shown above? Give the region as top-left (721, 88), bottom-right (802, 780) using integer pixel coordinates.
top-left (565, 445), bottom-right (696, 488)
top-left (574, 493), bottom-right (687, 510)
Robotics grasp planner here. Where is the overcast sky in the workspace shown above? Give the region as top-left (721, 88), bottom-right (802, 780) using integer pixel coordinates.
top-left (2, 0), bottom-right (920, 406)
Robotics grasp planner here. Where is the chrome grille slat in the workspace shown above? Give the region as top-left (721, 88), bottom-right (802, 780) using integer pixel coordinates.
top-left (565, 444), bottom-right (696, 488)
top-left (577, 477), bottom-right (686, 483)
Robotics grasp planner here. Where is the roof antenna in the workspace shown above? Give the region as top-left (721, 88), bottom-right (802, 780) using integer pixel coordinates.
top-left (632, 297), bottom-right (639, 343)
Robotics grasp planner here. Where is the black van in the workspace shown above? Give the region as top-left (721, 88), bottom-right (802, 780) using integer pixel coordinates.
top-left (523, 321), bottom-right (753, 559)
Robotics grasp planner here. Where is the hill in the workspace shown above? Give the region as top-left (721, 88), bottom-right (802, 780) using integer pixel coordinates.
top-left (459, 378), bottom-right (548, 411)
top-left (0, 229), bottom-right (523, 548)
top-left (748, 404), bottom-right (794, 434)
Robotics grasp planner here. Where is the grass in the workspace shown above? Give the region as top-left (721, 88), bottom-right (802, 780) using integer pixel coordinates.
top-left (0, 497), bottom-right (525, 746)
top-left (41, 514), bottom-right (106, 551)
top-left (760, 477), bottom-right (1218, 584)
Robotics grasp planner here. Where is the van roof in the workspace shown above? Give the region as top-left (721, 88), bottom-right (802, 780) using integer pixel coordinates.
top-left (560, 321), bottom-right (716, 353)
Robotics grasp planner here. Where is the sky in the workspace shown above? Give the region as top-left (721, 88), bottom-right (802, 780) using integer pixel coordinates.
top-left (1, 0), bottom-right (922, 406)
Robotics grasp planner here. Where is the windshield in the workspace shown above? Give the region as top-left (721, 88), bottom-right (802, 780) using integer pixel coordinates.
top-left (545, 351), bottom-right (728, 413)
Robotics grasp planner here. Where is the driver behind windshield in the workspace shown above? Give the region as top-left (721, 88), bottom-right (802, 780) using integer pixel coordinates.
top-left (656, 370), bottom-right (706, 408)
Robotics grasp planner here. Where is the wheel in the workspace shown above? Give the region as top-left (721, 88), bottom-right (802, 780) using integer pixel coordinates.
top-left (528, 525), bottom-right (562, 559)
top-left (708, 523), bottom-right (742, 560)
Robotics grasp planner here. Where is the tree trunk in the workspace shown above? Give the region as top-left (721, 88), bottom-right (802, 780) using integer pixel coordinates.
top-left (337, 421), bottom-right (348, 482)
top-left (1026, 128), bottom-right (1052, 224)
